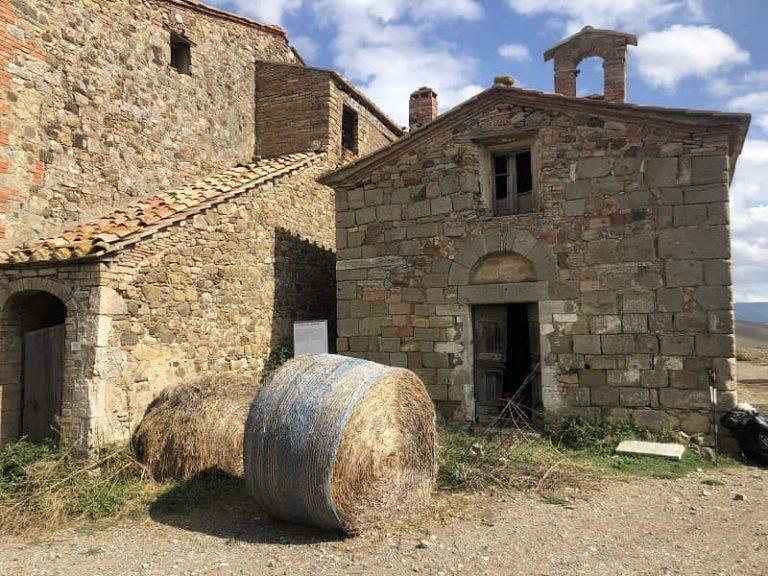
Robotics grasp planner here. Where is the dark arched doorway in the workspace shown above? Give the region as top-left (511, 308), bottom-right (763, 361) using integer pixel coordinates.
top-left (0, 291), bottom-right (67, 444)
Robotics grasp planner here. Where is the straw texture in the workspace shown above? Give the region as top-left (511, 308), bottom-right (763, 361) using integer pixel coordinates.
top-left (133, 372), bottom-right (259, 480)
top-left (243, 354), bottom-right (436, 534)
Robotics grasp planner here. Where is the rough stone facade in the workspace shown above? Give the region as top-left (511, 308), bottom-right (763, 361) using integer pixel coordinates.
top-left (255, 61), bottom-right (401, 163)
top-left (0, 1), bottom-right (403, 450)
top-left (0, 0), bottom-right (298, 247)
top-left (0, 156), bottom-right (336, 448)
top-left (326, 83), bottom-right (749, 433)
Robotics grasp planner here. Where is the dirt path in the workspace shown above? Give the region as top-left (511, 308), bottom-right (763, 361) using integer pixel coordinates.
top-left (1, 465), bottom-right (766, 576)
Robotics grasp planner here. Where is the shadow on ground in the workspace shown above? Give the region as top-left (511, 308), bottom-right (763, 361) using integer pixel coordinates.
top-left (148, 472), bottom-right (342, 545)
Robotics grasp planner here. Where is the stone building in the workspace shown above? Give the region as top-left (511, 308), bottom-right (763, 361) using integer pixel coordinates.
top-left (0, 0), bottom-right (401, 449)
top-left (323, 27), bottom-right (751, 433)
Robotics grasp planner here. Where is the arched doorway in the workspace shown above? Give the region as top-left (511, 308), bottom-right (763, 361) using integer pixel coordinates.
top-left (0, 291), bottom-right (67, 444)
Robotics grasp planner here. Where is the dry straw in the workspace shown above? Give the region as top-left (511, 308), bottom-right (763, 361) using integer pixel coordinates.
top-left (133, 372), bottom-right (259, 480)
top-left (243, 354), bottom-right (437, 535)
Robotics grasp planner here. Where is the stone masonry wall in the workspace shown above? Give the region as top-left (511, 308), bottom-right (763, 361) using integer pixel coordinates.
top-left (335, 96), bottom-right (737, 433)
top-left (255, 61), bottom-right (400, 164)
top-left (97, 160), bottom-right (336, 443)
top-left (0, 0), bottom-right (297, 248)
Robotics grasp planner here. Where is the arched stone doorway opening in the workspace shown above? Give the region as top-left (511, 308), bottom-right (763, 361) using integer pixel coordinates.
top-left (0, 290), bottom-right (68, 444)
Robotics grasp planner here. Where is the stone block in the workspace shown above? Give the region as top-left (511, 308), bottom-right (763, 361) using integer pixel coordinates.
top-left (680, 412), bottom-right (711, 434)
top-left (549, 335), bottom-right (573, 354)
top-left (674, 312), bottom-right (707, 333)
top-left (573, 335), bottom-right (601, 354)
top-left (648, 313), bottom-right (673, 332)
top-left (615, 440), bottom-right (684, 460)
top-left (577, 157), bottom-right (612, 179)
top-left (579, 369), bottom-right (607, 386)
top-left (683, 184), bottom-right (728, 204)
top-left (703, 260), bottom-right (731, 286)
top-left (660, 335), bottom-right (694, 355)
top-left (691, 155), bottom-right (727, 185)
top-left (607, 369), bottom-right (641, 387)
top-left (601, 334), bottom-right (634, 355)
top-left (641, 369), bottom-right (668, 389)
top-left (645, 157), bottom-right (678, 187)
top-left (566, 387), bottom-right (590, 407)
top-left (659, 388), bottom-right (709, 410)
top-left (696, 286), bottom-right (731, 310)
top-left (619, 235), bottom-right (655, 262)
top-left (590, 315), bottom-right (622, 335)
top-left (665, 260), bottom-right (703, 287)
top-left (695, 334), bottom-right (735, 357)
top-left (565, 199), bottom-right (586, 216)
top-left (591, 386), bottom-right (619, 406)
top-left (622, 314), bottom-right (648, 333)
top-left (581, 291), bottom-right (618, 314)
top-left (621, 290), bottom-right (655, 313)
top-left (658, 227), bottom-right (730, 260)
top-left (431, 197), bottom-right (453, 215)
top-left (632, 409), bottom-right (679, 431)
top-left (565, 180), bottom-right (591, 199)
top-left (656, 288), bottom-right (684, 312)
top-left (619, 387), bottom-right (650, 407)
top-left (673, 204), bottom-right (706, 227)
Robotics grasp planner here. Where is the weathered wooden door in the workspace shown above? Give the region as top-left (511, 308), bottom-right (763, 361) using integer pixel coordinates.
top-left (22, 324), bottom-right (65, 442)
top-left (473, 306), bottom-right (507, 424)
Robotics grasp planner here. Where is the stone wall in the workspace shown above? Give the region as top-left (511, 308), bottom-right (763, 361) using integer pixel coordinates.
top-left (0, 159), bottom-right (336, 449)
top-left (255, 61), bottom-right (401, 164)
top-left (334, 97), bottom-right (738, 432)
top-left (98, 160), bottom-right (335, 443)
top-left (0, 0), bottom-right (297, 247)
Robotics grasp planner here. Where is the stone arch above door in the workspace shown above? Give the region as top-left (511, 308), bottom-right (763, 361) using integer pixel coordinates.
top-left (448, 227), bottom-right (558, 287)
top-left (0, 278), bottom-right (77, 315)
top-left (470, 252), bottom-right (537, 285)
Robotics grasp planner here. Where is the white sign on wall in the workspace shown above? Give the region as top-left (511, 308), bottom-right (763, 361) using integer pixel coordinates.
top-left (294, 320), bottom-right (329, 356)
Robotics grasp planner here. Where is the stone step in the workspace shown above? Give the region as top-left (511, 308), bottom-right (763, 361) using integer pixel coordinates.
top-left (615, 440), bottom-right (686, 460)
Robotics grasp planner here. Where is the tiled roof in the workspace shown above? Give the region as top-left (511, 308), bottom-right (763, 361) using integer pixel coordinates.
top-left (0, 152), bottom-right (321, 266)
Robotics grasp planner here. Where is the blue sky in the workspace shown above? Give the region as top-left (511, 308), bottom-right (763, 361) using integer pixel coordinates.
top-left (210, 0), bottom-right (768, 303)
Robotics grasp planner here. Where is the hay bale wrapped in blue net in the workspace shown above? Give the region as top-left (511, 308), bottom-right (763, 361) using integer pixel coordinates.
top-left (243, 354), bottom-right (437, 534)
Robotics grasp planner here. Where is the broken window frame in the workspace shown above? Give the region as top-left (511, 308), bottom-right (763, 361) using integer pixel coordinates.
top-left (170, 32), bottom-right (193, 75)
top-left (341, 106), bottom-right (359, 155)
top-left (491, 149), bottom-right (534, 216)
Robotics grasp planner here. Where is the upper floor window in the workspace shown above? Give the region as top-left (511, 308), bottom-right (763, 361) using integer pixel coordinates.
top-left (492, 149), bottom-right (533, 216)
top-left (342, 106), bottom-right (359, 154)
top-left (170, 33), bottom-right (192, 75)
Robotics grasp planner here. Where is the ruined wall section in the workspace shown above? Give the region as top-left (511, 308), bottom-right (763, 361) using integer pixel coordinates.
top-left (99, 160), bottom-right (335, 442)
top-left (335, 100), bottom-right (736, 432)
top-left (0, 0), bottom-right (297, 247)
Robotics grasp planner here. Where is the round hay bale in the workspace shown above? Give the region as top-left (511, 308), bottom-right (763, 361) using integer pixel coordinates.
top-left (243, 354), bottom-right (437, 534)
top-left (133, 372), bottom-right (259, 480)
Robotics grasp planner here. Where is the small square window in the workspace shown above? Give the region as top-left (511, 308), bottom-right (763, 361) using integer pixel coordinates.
top-left (170, 33), bottom-right (192, 75)
top-left (342, 106), bottom-right (359, 155)
top-left (492, 149), bottom-right (533, 216)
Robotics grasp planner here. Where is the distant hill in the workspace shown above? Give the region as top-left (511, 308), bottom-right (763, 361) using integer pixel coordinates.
top-left (735, 302), bottom-right (768, 325)
top-left (736, 320), bottom-right (768, 348)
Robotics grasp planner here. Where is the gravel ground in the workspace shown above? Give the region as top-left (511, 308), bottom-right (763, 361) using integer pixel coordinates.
top-left (1, 464), bottom-right (766, 576)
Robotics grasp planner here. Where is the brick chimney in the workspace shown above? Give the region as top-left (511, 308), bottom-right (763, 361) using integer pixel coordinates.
top-left (409, 87), bottom-right (438, 131)
top-left (543, 26), bottom-right (638, 103)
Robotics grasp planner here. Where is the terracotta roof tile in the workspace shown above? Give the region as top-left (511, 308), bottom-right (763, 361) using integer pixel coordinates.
top-left (0, 152), bottom-right (321, 266)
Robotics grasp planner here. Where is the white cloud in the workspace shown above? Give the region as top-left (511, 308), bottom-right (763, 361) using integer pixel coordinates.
top-left (291, 35), bottom-right (319, 62)
top-left (498, 43), bottom-right (531, 62)
top-left (411, 0), bottom-right (484, 22)
top-left (633, 25), bottom-right (749, 89)
top-left (311, 0), bottom-right (485, 125)
top-left (208, 0), bottom-right (302, 25)
top-left (730, 138), bottom-right (768, 301)
top-left (505, 0), bottom-right (701, 34)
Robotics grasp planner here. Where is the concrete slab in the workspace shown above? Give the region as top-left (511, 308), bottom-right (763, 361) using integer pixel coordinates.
top-left (615, 440), bottom-right (686, 460)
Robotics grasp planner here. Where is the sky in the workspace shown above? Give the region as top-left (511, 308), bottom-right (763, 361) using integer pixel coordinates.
top-left (209, 0), bottom-right (768, 303)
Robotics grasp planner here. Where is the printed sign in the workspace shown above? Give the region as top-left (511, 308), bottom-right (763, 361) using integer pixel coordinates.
top-left (294, 320), bottom-right (329, 356)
